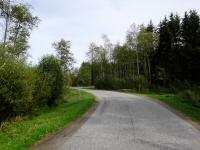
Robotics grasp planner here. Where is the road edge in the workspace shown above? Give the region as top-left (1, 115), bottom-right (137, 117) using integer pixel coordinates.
top-left (140, 94), bottom-right (200, 131)
top-left (30, 100), bottom-right (99, 150)
top-left (116, 89), bottom-right (200, 131)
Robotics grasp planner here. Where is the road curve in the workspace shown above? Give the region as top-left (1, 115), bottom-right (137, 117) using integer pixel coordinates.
top-left (33, 89), bottom-right (200, 150)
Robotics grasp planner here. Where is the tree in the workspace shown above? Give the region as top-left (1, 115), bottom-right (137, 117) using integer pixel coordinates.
top-left (8, 4), bottom-right (39, 56)
top-left (87, 42), bottom-right (97, 85)
top-left (137, 26), bottom-right (158, 83)
top-left (83, 10), bottom-right (200, 90)
top-left (0, 1), bottom-right (39, 57)
top-left (182, 10), bottom-right (200, 47)
top-left (87, 41), bottom-right (109, 82)
top-left (113, 44), bottom-right (132, 64)
top-left (126, 23), bottom-right (140, 75)
top-left (0, 0), bottom-right (10, 49)
top-left (52, 39), bottom-right (74, 73)
top-left (181, 10), bottom-right (200, 82)
top-left (102, 34), bottom-right (113, 62)
top-left (152, 14), bottom-right (181, 84)
top-left (37, 55), bottom-right (64, 106)
top-left (147, 20), bottom-right (154, 32)
top-left (77, 62), bottom-right (91, 86)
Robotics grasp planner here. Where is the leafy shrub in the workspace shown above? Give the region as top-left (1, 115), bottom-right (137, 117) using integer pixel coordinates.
top-left (0, 51), bottom-right (36, 121)
top-left (95, 77), bottom-right (113, 90)
top-left (33, 70), bottom-right (51, 107)
top-left (179, 89), bottom-right (200, 107)
top-left (95, 76), bottom-right (126, 90)
top-left (95, 75), bottom-right (149, 91)
top-left (36, 55), bottom-right (64, 106)
top-left (112, 78), bottom-right (126, 90)
top-left (132, 75), bottom-right (149, 91)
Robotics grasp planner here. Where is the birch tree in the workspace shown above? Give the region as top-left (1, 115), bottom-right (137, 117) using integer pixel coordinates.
top-left (52, 39), bottom-right (74, 73)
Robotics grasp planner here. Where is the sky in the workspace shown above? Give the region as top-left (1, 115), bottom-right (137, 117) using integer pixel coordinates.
top-left (28, 0), bottom-right (200, 67)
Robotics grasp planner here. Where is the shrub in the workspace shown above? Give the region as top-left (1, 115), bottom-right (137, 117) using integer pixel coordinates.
top-left (179, 89), bottom-right (200, 107)
top-left (132, 75), bottom-right (149, 92)
top-left (94, 75), bottom-right (149, 91)
top-left (0, 51), bottom-right (36, 121)
top-left (36, 55), bottom-right (64, 106)
top-left (95, 77), bottom-right (113, 90)
top-left (95, 76), bottom-right (125, 90)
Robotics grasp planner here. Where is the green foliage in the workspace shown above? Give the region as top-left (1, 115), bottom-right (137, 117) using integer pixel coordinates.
top-left (132, 75), bottom-right (149, 91)
top-left (0, 50), bottom-right (36, 120)
top-left (95, 76), bottom-right (125, 90)
top-left (145, 92), bottom-right (200, 123)
top-left (37, 55), bottom-right (64, 106)
top-left (94, 75), bottom-right (149, 91)
top-left (178, 89), bottom-right (200, 107)
top-left (88, 10), bottom-right (200, 91)
top-left (77, 62), bottom-right (91, 86)
top-left (8, 4), bottom-right (39, 56)
top-left (113, 44), bottom-right (135, 64)
top-left (52, 39), bottom-right (74, 73)
top-left (152, 10), bottom-right (200, 84)
top-left (0, 1), bottom-right (41, 122)
top-left (0, 1), bottom-right (39, 57)
top-left (0, 89), bottom-right (95, 150)
top-left (146, 20), bottom-right (154, 32)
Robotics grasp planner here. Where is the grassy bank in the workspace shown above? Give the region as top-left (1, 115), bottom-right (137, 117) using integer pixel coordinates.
top-left (143, 92), bottom-right (200, 124)
top-left (118, 89), bottom-right (200, 124)
top-left (0, 89), bottom-right (95, 150)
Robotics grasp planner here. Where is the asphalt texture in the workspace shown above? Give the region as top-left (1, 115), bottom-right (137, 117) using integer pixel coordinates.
top-left (33, 89), bottom-right (200, 150)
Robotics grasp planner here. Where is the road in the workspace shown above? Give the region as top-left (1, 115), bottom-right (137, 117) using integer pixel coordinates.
top-left (33, 89), bottom-right (200, 150)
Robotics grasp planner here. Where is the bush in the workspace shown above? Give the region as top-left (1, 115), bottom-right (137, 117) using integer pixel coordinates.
top-left (95, 77), bottom-right (113, 90)
top-left (36, 55), bottom-right (64, 106)
top-left (132, 75), bottom-right (149, 92)
top-left (94, 75), bottom-right (149, 91)
top-left (0, 51), bottom-right (36, 121)
top-left (95, 76), bottom-right (126, 90)
top-left (179, 89), bottom-right (200, 107)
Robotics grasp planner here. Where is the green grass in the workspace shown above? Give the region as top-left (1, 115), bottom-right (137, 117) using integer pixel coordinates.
top-left (143, 92), bottom-right (200, 123)
top-left (118, 89), bottom-right (200, 124)
top-left (0, 89), bottom-right (95, 150)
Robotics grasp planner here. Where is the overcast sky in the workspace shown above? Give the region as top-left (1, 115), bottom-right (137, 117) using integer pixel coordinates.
top-left (28, 0), bottom-right (200, 67)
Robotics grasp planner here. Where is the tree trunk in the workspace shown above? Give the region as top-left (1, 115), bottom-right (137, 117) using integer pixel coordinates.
top-left (3, 0), bottom-right (10, 49)
top-left (13, 23), bottom-right (21, 48)
top-left (147, 56), bottom-right (151, 84)
top-left (91, 48), bottom-right (94, 85)
top-left (136, 50), bottom-right (140, 75)
top-left (144, 56), bottom-right (148, 80)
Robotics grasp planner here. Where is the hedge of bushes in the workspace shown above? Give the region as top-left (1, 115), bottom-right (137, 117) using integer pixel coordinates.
top-left (95, 75), bottom-right (149, 91)
top-left (0, 51), bottom-right (64, 122)
top-left (178, 88), bottom-right (200, 107)
top-left (36, 56), bottom-right (64, 106)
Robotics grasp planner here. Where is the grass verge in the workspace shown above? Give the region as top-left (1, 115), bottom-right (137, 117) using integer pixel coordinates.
top-left (0, 89), bottom-right (95, 150)
top-left (142, 92), bottom-right (200, 124)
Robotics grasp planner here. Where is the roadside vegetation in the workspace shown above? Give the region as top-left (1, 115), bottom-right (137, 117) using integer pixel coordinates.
top-left (144, 92), bottom-right (200, 123)
top-left (0, 89), bottom-right (95, 150)
top-left (0, 0), bottom-right (76, 121)
top-left (73, 10), bottom-right (200, 93)
top-left (117, 88), bottom-right (200, 123)
top-left (0, 0), bottom-right (200, 149)
top-left (72, 10), bottom-right (200, 122)
top-left (0, 1), bottom-right (96, 149)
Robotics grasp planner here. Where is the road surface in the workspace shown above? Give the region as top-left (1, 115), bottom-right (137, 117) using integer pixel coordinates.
top-left (33, 89), bottom-right (200, 150)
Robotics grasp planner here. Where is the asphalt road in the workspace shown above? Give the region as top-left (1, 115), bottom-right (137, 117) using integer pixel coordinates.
top-left (33, 89), bottom-right (200, 150)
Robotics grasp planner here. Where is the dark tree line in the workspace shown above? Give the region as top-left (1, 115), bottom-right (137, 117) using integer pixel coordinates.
top-left (76, 10), bottom-right (200, 91)
top-left (152, 10), bottom-right (200, 86)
